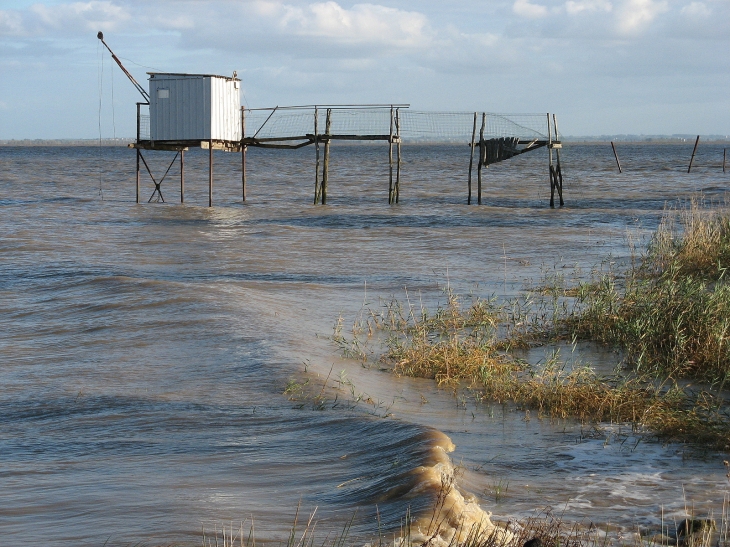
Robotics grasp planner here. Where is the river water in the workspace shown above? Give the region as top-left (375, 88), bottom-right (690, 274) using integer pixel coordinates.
top-left (1, 142), bottom-right (729, 546)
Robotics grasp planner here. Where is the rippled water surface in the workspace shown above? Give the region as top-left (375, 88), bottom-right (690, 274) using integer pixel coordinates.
top-left (1, 142), bottom-right (729, 546)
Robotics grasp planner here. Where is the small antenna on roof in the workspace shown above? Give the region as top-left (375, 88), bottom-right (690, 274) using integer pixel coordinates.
top-left (96, 31), bottom-right (150, 102)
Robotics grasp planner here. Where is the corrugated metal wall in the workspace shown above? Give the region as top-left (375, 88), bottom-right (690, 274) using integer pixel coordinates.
top-left (149, 74), bottom-right (240, 142)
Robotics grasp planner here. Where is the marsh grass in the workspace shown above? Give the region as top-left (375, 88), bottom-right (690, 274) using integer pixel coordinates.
top-left (565, 199), bottom-right (730, 383)
top-left (326, 198), bottom-right (730, 449)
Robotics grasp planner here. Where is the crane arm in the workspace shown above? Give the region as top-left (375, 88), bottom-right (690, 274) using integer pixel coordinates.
top-left (97, 31), bottom-right (150, 102)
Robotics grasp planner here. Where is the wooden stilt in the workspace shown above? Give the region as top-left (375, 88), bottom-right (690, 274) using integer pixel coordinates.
top-left (395, 108), bottom-right (401, 203)
top-left (724, 149), bottom-right (727, 174)
top-left (477, 113), bottom-right (485, 205)
top-left (322, 108), bottom-right (332, 205)
top-left (242, 108), bottom-right (246, 203)
top-left (547, 113), bottom-right (555, 208)
top-left (688, 135), bottom-right (700, 173)
top-left (208, 140), bottom-right (213, 207)
top-left (611, 141), bottom-right (622, 173)
top-left (553, 114), bottom-right (564, 207)
top-left (135, 148), bottom-right (140, 204)
top-left (136, 101), bottom-right (141, 204)
top-left (468, 112), bottom-right (477, 205)
top-left (389, 106), bottom-right (394, 204)
top-left (314, 107), bottom-right (320, 204)
top-left (180, 149), bottom-right (185, 204)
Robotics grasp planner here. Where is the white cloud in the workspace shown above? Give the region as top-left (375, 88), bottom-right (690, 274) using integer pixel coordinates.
top-left (513, 0), bottom-right (550, 18)
top-left (262, 1), bottom-right (431, 47)
top-left (0, 1), bottom-right (130, 37)
top-left (0, 10), bottom-right (24, 36)
top-left (680, 1), bottom-right (710, 17)
top-left (565, 0), bottom-right (613, 15)
top-left (616, 0), bottom-right (669, 33)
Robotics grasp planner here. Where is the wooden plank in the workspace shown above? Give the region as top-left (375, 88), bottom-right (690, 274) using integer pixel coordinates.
top-left (244, 135), bottom-right (311, 143)
top-left (132, 142), bottom-right (190, 151)
top-left (249, 141), bottom-right (313, 150)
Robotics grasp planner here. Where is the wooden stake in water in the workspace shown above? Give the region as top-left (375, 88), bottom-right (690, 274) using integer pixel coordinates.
top-left (388, 106), bottom-right (394, 204)
top-left (180, 149), bottom-right (184, 204)
top-left (553, 114), bottom-right (564, 206)
top-left (723, 148), bottom-right (726, 174)
top-left (611, 141), bottom-right (622, 173)
top-left (241, 107), bottom-right (246, 203)
top-left (135, 148), bottom-right (140, 204)
top-left (314, 106), bottom-right (320, 205)
top-left (322, 108), bottom-right (332, 205)
top-left (208, 140), bottom-right (213, 207)
top-left (688, 135), bottom-right (700, 173)
top-left (395, 108), bottom-right (401, 203)
top-left (477, 112), bottom-right (485, 205)
top-left (468, 112), bottom-right (477, 205)
top-left (547, 113), bottom-right (555, 208)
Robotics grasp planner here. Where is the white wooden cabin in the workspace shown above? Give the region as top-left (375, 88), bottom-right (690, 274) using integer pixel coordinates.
top-left (148, 73), bottom-right (241, 143)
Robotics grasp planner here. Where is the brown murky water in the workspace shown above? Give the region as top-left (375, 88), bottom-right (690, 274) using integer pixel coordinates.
top-left (1, 142), bottom-right (728, 546)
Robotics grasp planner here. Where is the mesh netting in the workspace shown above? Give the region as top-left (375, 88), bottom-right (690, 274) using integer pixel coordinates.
top-left (243, 108), bottom-right (550, 142)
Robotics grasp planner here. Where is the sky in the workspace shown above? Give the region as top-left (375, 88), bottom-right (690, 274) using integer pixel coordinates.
top-left (0, 0), bottom-right (728, 138)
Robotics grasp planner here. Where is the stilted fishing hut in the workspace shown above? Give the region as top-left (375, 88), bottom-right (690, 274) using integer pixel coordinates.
top-left (98, 32), bottom-right (563, 207)
top-left (98, 32), bottom-right (242, 206)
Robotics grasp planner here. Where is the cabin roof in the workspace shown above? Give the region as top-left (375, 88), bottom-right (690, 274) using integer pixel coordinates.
top-left (147, 72), bottom-right (240, 81)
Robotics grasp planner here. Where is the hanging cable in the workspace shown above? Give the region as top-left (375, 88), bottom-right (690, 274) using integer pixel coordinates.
top-left (111, 55), bottom-right (116, 140)
top-left (97, 39), bottom-right (104, 200)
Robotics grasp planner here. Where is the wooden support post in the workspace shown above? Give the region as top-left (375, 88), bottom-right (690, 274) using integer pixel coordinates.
top-left (136, 103), bottom-right (141, 143)
top-left (724, 149), bottom-right (727, 174)
top-left (611, 141), bottom-right (622, 173)
top-left (553, 114), bottom-right (564, 207)
top-left (208, 140), bottom-right (213, 207)
top-left (547, 113), bottom-right (555, 208)
top-left (468, 112), bottom-right (477, 205)
top-left (180, 149), bottom-right (185, 204)
top-left (477, 113), bottom-right (485, 205)
top-left (395, 108), bottom-right (401, 204)
top-left (389, 106), bottom-right (394, 204)
top-left (322, 108), bottom-right (332, 205)
top-left (688, 135), bottom-right (700, 173)
top-left (241, 108), bottom-right (246, 203)
top-left (314, 107), bottom-right (320, 204)
top-left (135, 148), bottom-right (140, 204)
top-left (136, 102), bottom-right (141, 204)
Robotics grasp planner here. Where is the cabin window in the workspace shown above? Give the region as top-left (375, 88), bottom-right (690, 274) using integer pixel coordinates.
top-left (157, 89), bottom-right (169, 99)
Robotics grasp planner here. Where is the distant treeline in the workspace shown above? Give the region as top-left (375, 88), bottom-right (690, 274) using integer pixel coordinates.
top-left (0, 138), bottom-right (132, 147)
top-left (564, 134), bottom-right (730, 143)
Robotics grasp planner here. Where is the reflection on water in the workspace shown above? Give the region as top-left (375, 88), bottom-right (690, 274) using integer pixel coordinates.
top-left (0, 143), bottom-right (728, 546)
